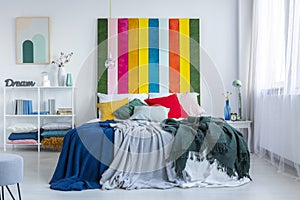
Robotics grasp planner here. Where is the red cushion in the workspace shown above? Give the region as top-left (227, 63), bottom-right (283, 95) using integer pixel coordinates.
top-left (145, 94), bottom-right (188, 118)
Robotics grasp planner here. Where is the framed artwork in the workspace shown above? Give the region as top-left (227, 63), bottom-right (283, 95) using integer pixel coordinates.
top-left (16, 17), bottom-right (50, 64)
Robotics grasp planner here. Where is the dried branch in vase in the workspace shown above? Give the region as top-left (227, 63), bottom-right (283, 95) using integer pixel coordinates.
top-left (51, 52), bottom-right (74, 67)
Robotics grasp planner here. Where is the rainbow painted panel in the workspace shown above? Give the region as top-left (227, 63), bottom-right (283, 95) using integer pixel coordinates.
top-left (97, 18), bottom-right (200, 95)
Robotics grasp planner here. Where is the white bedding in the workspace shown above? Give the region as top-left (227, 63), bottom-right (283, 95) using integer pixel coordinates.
top-left (100, 120), bottom-right (178, 189)
top-left (100, 120), bottom-right (250, 189)
top-left (182, 153), bottom-right (250, 188)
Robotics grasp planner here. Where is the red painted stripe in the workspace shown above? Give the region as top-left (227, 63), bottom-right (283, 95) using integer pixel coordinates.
top-left (169, 19), bottom-right (180, 93)
top-left (118, 18), bottom-right (128, 94)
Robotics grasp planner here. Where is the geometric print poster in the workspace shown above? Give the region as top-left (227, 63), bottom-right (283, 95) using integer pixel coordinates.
top-left (16, 17), bottom-right (50, 64)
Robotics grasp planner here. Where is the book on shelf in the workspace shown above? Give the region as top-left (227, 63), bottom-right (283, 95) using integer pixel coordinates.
top-left (56, 108), bottom-right (72, 115)
top-left (31, 111), bottom-right (49, 115)
top-left (15, 99), bottom-right (33, 115)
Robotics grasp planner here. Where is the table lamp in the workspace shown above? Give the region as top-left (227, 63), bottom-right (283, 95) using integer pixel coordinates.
top-left (232, 80), bottom-right (242, 120)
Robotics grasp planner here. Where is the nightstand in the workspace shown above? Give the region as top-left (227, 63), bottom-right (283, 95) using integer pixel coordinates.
top-left (226, 120), bottom-right (252, 152)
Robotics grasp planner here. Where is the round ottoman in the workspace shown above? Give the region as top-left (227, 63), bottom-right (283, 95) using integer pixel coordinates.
top-left (0, 153), bottom-right (23, 200)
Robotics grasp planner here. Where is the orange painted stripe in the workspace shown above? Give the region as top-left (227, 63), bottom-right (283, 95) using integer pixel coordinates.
top-left (128, 19), bottom-right (139, 93)
top-left (169, 19), bottom-right (180, 93)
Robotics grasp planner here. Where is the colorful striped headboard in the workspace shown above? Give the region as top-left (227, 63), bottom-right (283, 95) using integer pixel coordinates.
top-left (97, 18), bottom-right (200, 95)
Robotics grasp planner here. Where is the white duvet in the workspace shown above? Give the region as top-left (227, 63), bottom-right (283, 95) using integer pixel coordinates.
top-left (100, 120), bottom-right (250, 189)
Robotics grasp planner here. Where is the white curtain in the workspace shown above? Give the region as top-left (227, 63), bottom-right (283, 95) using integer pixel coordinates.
top-left (249, 0), bottom-right (300, 177)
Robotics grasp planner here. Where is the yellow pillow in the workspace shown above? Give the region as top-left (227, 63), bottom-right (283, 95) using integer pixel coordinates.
top-left (96, 98), bottom-right (129, 121)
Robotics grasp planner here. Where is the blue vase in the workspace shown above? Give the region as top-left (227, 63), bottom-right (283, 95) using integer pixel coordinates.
top-left (224, 99), bottom-right (231, 120)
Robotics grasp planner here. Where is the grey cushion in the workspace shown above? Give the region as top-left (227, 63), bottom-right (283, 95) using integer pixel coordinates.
top-left (113, 98), bottom-right (147, 119)
top-left (130, 106), bottom-right (170, 122)
top-left (0, 153), bottom-right (23, 186)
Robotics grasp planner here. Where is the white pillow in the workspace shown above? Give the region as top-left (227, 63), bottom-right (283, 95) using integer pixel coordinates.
top-left (148, 93), bottom-right (172, 98)
top-left (98, 93), bottom-right (148, 103)
top-left (7, 123), bottom-right (37, 133)
top-left (42, 122), bottom-right (72, 130)
top-left (130, 106), bottom-right (170, 122)
top-left (177, 92), bottom-right (206, 116)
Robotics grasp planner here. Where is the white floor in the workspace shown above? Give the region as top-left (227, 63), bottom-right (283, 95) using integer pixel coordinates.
top-left (1, 148), bottom-right (300, 200)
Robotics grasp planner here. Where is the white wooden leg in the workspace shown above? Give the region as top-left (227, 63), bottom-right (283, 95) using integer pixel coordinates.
top-left (247, 125), bottom-right (252, 152)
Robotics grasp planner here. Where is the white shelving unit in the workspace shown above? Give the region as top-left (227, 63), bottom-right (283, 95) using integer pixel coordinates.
top-left (3, 86), bottom-right (75, 152)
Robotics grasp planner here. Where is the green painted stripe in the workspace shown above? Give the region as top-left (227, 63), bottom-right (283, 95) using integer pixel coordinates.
top-left (98, 19), bottom-right (108, 93)
top-left (189, 19), bottom-right (200, 104)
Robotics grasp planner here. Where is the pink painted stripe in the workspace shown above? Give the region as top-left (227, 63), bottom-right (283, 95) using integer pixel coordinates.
top-left (108, 18), bottom-right (118, 94)
top-left (118, 18), bottom-right (128, 94)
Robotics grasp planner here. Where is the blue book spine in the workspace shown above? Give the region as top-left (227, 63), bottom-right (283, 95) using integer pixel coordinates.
top-left (28, 100), bottom-right (33, 114)
top-left (23, 100), bottom-right (28, 115)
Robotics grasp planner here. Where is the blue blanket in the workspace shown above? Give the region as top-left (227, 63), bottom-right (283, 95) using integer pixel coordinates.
top-left (8, 132), bottom-right (38, 140)
top-left (49, 121), bottom-right (115, 191)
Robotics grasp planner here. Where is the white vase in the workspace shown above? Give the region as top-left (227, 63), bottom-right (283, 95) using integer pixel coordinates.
top-left (57, 67), bottom-right (66, 86)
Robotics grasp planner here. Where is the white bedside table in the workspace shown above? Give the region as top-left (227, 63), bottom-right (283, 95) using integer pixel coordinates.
top-left (226, 120), bottom-right (252, 152)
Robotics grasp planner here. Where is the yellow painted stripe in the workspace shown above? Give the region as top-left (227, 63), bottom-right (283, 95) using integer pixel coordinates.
top-left (128, 19), bottom-right (139, 93)
top-left (138, 18), bottom-right (149, 93)
top-left (179, 18), bottom-right (190, 93)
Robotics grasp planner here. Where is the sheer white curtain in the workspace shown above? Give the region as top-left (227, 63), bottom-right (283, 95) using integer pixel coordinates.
top-left (250, 0), bottom-right (300, 177)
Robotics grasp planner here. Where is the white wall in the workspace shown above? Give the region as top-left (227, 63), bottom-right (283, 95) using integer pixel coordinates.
top-left (0, 0), bottom-right (239, 147)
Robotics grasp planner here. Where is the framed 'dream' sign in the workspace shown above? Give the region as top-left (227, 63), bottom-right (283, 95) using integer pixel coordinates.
top-left (16, 17), bottom-right (50, 64)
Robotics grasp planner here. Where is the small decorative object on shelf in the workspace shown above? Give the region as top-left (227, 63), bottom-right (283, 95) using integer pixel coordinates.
top-left (41, 72), bottom-right (50, 86)
top-left (4, 79), bottom-right (35, 87)
top-left (223, 91), bottom-right (232, 120)
top-left (66, 73), bottom-right (73, 87)
top-left (48, 99), bottom-right (56, 115)
top-left (57, 67), bottom-right (65, 86)
top-left (52, 52), bottom-right (73, 86)
top-left (230, 113), bottom-right (237, 121)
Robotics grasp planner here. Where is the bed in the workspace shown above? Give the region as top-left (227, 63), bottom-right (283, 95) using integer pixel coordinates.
top-left (49, 98), bottom-right (251, 191)
top-left (49, 18), bottom-right (251, 191)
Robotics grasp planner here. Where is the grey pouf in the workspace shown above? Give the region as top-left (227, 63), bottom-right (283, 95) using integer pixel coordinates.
top-left (0, 153), bottom-right (23, 200)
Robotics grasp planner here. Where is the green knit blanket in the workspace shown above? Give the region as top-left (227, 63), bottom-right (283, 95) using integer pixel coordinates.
top-left (161, 116), bottom-right (251, 179)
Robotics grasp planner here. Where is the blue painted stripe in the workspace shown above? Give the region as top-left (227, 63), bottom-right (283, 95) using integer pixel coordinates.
top-left (149, 19), bottom-right (159, 93)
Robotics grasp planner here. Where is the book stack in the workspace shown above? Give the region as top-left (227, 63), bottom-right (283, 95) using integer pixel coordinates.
top-left (56, 108), bottom-right (72, 115)
top-left (15, 99), bottom-right (33, 115)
